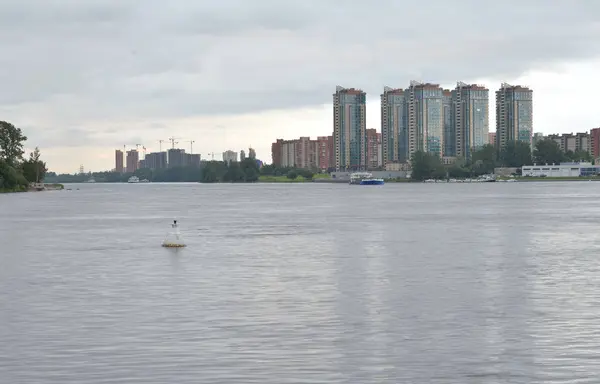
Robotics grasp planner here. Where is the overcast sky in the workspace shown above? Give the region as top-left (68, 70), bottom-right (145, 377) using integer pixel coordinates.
top-left (1, 0), bottom-right (600, 173)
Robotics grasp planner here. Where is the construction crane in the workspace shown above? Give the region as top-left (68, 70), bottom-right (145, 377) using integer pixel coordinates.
top-left (207, 152), bottom-right (215, 160)
top-left (187, 140), bottom-right (195, 154)
top-left (123, 144), bottom-right (142, 154)
top-left (142, 146), bottom-right (147, 158)
top-left (157, 139), bottom-right (165, 152)
top-left (168, 137), bottom-right (182, 149)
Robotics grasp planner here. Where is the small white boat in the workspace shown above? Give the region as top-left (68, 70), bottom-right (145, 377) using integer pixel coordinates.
top-left (127, 176), bottom-right (139, 183)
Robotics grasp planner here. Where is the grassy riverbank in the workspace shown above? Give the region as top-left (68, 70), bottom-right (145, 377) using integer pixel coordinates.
top-left (1, 183), bottom-right (64, 193)
top-left (383, 178), bottom-right (414, 182)
top-left (258, 174), bottom-right (331, 183)
top-left (0, 187), bottom-right (27, 193)
top-left (513, 177), bottom-right (600, 182)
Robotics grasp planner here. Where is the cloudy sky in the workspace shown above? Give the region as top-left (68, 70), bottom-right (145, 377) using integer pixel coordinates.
top-left (1, 0), bottom-right (600, 173)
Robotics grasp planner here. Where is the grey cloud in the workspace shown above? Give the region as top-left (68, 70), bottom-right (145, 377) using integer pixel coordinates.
top-left (23, 125), bottom-right (144, 148)
top-left (22, 127), bottom-right (104, 148)
top-left (1, 0), bottom-right (600, 148)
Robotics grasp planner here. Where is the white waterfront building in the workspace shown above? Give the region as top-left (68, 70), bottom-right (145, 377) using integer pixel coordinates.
top-left (522, 162), bottom-right (600, 177)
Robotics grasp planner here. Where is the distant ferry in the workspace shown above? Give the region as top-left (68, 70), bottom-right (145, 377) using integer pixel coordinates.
top-left (349, 172), bottom-right (385, 185)
top-left (127, 176), bottom-right (139, 183)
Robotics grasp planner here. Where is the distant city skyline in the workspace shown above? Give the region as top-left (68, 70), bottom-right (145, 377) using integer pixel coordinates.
top-left (2, 2), bottom-right (599, 173)
top-left (16, 76), bottom-right (600, 174)
top-left (113, 146), bottom-right (254, 173)
top-left (60, 75), bottom-right (600, 175)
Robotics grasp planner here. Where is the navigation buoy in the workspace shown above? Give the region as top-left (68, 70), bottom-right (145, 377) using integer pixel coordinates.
top-left (162, 219), bottom-right (186, 248)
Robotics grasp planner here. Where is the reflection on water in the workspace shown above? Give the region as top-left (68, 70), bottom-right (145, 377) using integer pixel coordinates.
top-left (1, 182), bottom-right (600, 383)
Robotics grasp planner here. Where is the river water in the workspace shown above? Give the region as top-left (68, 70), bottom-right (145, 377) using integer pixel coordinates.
top-left (1, 182), bottom-right (600, 383)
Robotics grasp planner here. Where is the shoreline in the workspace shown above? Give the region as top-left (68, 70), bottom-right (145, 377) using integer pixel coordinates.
top-left (43, 177), bottom-right (600, 185)
top-left (0, 183), bottom-right (65, 193)
top-left (0, 187), bottom-right (27, 193)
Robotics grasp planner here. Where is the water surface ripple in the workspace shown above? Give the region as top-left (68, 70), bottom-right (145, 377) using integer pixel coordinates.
top-left (1, 182), bottom-right (600, 383)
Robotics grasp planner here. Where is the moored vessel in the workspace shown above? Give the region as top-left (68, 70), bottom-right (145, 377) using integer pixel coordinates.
top-left (349, 172), bottom-right (385, 185)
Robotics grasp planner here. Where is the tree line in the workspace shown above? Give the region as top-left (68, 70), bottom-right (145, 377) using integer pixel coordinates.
top-left (410, 138), bottom-right (593, 181)
top-left (0, 121), bottom-right (47, 192)
top-left (259, 164), bottom-right (316, 180)
top-left (45, 161), bottom-right (319, 183)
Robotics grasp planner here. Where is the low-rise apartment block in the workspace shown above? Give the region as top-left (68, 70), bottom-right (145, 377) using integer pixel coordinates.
top-left (271, 136), bottom-right (334, 170)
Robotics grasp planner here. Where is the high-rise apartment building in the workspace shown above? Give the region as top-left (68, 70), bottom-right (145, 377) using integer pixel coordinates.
top-left (185, 153), bottom-right (201, 167)
top-left (366, 128), bottom-right (381, 169)
top-left (271, 136), bottom-right (333, 170)
top-left (115, 150), bottom-right (124, 173)
top-left (144, 152), bottom-right (167, 169)
top-left (271, 140), bottom-right (283, 166)
top-left (590, 128), bottom-right (600, 159)
top-left (240, 150), bottom-right (246, 161)
top-left (248, 147), bottom-right (256, 159)
top-left (576, 132), bottom-right (590, 154)
top-left (316, 136), bottom-right (333, 170)
top-left (547, 132), bottom-right (590, 154)
top-left (222, 150), bottom-right (238, 164)
top-left (167, 148), bottom-right (186, 168)
top-left (452, 82), bottom-right (489, 160)
top-left (125, 150), bottom-right (139, 173)
top-left (442, 90), bottom-right (454, 156)
top-left (279, 140), bottom-right (295, 168)
top-left (294, 137), bottom-right (316, 169)
top-left (495, 83), bottom-right (533, 149)
top-left (381, 87), bottom-right (407, 165)
top-left (333, 86), bottom-right (367, 171)
top-left (381, 82), bottom-right (444, 163)
top-left (407, 81), bottom-right (444, 159)
top-left (489, 132), bottom-right (497, 148)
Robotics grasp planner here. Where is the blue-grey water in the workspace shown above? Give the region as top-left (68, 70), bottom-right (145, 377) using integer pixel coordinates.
top-left (1, 182), bottom-right (600, 383)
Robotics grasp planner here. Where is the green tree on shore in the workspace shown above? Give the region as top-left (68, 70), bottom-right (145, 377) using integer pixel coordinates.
top-left (0, 121), bottom-right (46, 191)
top-left (533, 139), bottom-right (565, 165)
top-left (411, 151), bottom-right (445, 181)
top-left (565, 149), bottom-right (593, 163)
top-left (299, 169), bottom-right (314, 180)
top-left (0, 160), bottom-right (28, 190)
top-left (21, 147), bottom-right (47, 183)
top-left (0, 121), bottom-right (27, 166)
top-left (447, 157), bottom-right (471, 179)
top-left (286, 170), bottom-right (298, 179)
top-left (223, 161), bottom-right (245, 182)
top-left (471, 144), bottom-right (497, 174)
top-left (499, 140), bottom-right (532, 167)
